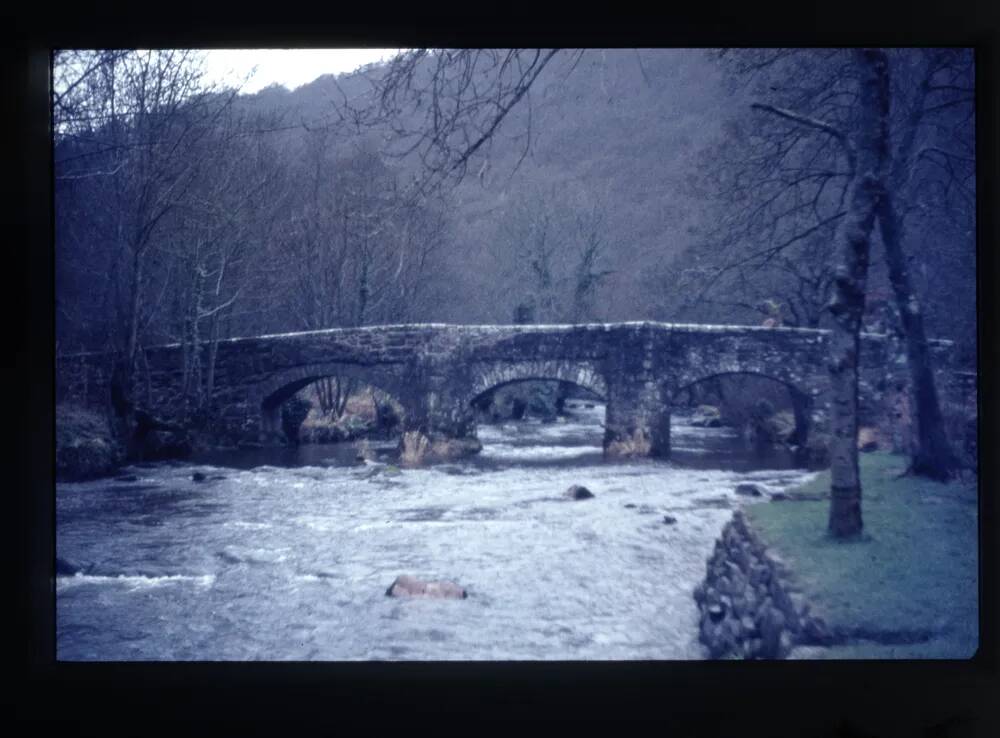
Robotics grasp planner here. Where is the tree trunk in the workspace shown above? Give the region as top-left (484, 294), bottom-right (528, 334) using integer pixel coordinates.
top-left (337, 378), bottom-right (355, 418)
top-left (317, 377), bottom-right (335, 417)
top-left (205, 312), bottom-right (221, 412)
top-left (876, 193), bottom-right (959, 480)
top-left (826, 48), bottom-right (890, 539)
top-left (827, 176), bottom-right (879, 538)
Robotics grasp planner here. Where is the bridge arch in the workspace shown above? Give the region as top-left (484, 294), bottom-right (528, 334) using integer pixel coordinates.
top-left (671, 370), bottom-right (818, 446)
top-left (463, 360), bottom-right (608, 409)
top-left (247, 362), bottom-right (411, 440)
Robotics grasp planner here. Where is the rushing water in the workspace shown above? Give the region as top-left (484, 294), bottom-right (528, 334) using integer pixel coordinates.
top-left (56, 403), bottom-right (817, 661)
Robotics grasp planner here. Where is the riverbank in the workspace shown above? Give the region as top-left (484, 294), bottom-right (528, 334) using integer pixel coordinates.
top-left (741, 452), bottom-right (978, 658)
top-left (55, 404), bottom-right (125, 481)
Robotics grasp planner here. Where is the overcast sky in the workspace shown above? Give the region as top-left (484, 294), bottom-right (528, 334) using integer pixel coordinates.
top-left (201, 49), bottom-right (401, 93)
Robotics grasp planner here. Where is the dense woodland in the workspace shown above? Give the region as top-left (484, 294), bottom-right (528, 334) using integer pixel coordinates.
top-left (54, 49), bottom-right (977, 530)
top-left (55, 49), bottom-right (976, 348)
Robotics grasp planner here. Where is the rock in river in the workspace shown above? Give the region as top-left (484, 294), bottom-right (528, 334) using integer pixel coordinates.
top-left (565, 485), bottom-right (595, 500)
top-left (385, 574), bottom-right (467, 599)
top-left (735, 483), bottom-right (766, 497)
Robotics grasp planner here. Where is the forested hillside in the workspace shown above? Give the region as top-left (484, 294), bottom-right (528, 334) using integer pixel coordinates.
top-left (55, 48), bottom-right (975, 367)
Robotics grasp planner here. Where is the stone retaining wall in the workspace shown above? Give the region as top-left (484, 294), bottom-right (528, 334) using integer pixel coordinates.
top-left (694, 510), bottom-right (831, 659)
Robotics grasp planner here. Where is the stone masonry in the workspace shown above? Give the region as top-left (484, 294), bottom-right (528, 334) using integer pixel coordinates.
top-left (55, 322), bottom-right (963, 460)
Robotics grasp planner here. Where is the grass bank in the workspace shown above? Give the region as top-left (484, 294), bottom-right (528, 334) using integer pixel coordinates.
top-left (745, 452), bottom-right (979, 659)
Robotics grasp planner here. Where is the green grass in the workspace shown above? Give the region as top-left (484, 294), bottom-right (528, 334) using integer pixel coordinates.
top-left (746, 452), bottom-right (979, 659)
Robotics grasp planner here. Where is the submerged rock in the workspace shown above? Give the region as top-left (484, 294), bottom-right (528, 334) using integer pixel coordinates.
top-left (735, 483), bottom-right (766, 497)
top-left (192, 472), bottom-right (207, 482)
top-left (385, 574), bottom-right (467, 599)
top-left (565, 485), bottom-right (594, 500)
top-left (662, 515), bottom-right (677, 525)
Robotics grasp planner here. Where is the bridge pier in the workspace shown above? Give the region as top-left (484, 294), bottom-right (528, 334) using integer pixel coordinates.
top-left (259, 401), bottom-right (287, 445)
top-left (397, 388), bottom-right (483, 465)
top-left (603, 379), bottom-right (671, 460)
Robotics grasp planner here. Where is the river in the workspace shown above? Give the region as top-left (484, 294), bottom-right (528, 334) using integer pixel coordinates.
top-left (56, 403), bottom-right (818, 660)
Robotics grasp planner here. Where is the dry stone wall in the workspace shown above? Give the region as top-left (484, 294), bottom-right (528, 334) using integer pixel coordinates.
top-left (693, 510), bottom-right (832, 659)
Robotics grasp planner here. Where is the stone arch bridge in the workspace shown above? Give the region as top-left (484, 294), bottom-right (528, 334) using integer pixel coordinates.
top-left (57, 322), bottom-right (967, 461)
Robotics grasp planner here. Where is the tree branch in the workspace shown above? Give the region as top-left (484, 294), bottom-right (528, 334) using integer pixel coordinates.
top-left (751, 102), bottom-right (855, 170)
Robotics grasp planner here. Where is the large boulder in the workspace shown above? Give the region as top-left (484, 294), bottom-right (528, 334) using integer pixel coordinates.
top-left (385, 574), bottom-right (467, 599)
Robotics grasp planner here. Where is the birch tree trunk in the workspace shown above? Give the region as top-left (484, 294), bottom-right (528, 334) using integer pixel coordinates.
top-left (826, 48), bottom-right (890, 539)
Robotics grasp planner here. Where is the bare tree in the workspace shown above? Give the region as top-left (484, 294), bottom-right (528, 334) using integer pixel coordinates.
top-left (687, 47), bottom-right (972, 481)
top-left (273, 131), bottom-right (449, 417)
top-left (331, 49), bottom-right (568, 198)
top-left (160, 105), bottom-right (287, 418)
top-left (54, 50), bottom-right (239, 434)
top-left (487, 184), bottom-right (615, 324)
top-left (871, 49), bottom-right (972, 479)
top-left (825, 49), bottom-right (890, 538)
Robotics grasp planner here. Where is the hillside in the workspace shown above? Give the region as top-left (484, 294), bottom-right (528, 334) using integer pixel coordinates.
top-left (231, 50), bottom-right (739, 324)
